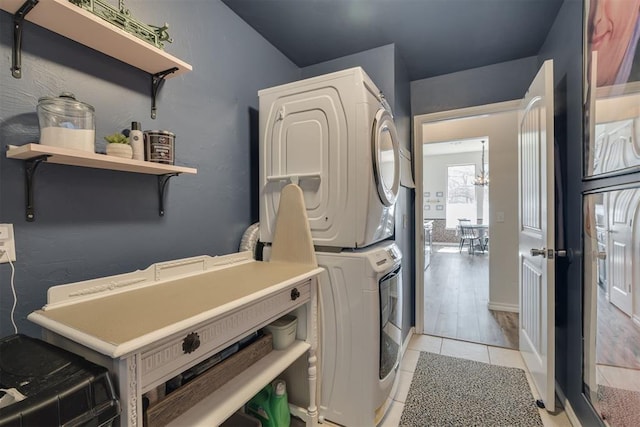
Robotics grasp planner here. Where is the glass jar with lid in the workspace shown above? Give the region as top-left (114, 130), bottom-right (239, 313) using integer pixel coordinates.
top-left (37, 92), bottom-right (96, 153)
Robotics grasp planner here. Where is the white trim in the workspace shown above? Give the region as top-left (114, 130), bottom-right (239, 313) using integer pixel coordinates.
top-left (555, 382), bottom-right (582, 427)
top-left (414, 100), bottom-right (522, 130)
top-left (402, 327), bottom-right (415, 357)
top-left (377, 327), bottom-right (416, 426)
top-left (413, 100), bottom-right (520, 336)
top-left (633, 314), bottom-right (640, 328)
top-left (488, 302), bottom-right (519, 313)
top-left (414, 114), bottom-right (425, 335)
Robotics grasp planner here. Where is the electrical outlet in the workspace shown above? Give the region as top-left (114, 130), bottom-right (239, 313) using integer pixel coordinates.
top-left (0, 224), bottom-right (16, 263)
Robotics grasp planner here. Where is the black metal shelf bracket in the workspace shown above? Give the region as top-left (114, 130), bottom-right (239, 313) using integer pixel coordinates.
top-left (11, 0), bottom-right (39, 79)
top-left (25, 155), bottom-right (49, 222)
top-left (151, 67), bottom-right (178, 119)
top-left (158, 173), bottom-right (180, 216)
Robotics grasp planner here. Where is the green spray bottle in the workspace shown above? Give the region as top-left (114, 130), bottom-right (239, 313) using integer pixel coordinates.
top-left (246, 385), bottom-right (276, 427)
top-left (270, 379), bottom-right (290, 427)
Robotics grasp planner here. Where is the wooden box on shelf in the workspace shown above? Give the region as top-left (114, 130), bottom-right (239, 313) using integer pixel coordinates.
top-left (145, 333), bottom-right (273, 427)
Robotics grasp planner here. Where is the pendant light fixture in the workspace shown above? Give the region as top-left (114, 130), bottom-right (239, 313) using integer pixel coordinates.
top-left (474, 140), bottom-right (489, 186)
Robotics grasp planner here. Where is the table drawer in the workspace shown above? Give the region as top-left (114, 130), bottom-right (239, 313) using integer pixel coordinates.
top-left (140, 280), bottom-right (311, 389)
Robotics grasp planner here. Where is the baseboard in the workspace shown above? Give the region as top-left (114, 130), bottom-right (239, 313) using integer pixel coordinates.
top-left (555, 382), bottom-right (581, 426)
top-left (487, 302), bottom-right (519, 313)
top-left (402, 327), bottom-right (415, 357)
top-left (633, 314), bottom-right (640, 328)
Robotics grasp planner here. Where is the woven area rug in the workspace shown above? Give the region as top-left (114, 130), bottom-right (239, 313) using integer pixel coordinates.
top-left (400, 352), bottom-right (543, 426)
top-left (596, 385), bottom-right (640, 426)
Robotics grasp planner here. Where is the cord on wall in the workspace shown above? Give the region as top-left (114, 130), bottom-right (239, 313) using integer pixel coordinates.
top-left (0, 249), bottom-right (18, 334)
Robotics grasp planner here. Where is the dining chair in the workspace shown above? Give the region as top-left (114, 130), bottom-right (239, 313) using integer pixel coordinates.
top-left (458, 219), bottom-right (483, 254)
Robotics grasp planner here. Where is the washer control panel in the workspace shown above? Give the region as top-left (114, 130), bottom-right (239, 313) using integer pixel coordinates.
top-left (368, 242), bottom-right (401, 272)
top-left (387, 245), bottom-right (400, 261)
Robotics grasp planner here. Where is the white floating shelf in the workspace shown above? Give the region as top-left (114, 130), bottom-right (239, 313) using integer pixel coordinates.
top-left (0, 0), bottom-right (192, 76)
top-left (6, 144), bottom-right (197, 175)
top-left (166, 341), bottom-right (311, 426)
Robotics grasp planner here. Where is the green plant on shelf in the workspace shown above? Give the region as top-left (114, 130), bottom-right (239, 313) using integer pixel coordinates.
top-left (68, 0), bottom-right (173, 49)
top-left (104, 133), bottom-right (129, 144)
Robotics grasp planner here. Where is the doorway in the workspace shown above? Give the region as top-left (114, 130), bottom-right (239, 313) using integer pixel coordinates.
top-left (422, 138), bottom-right (517, 348)
top-left (413, 100), bottom-right (521, 348)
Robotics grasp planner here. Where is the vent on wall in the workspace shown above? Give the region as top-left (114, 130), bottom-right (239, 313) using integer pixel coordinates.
top-left (400, 147), bottom-right (415, 188)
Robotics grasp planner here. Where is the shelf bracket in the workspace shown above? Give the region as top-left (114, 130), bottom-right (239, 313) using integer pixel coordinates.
top-left (11, 0), bottom-right (39, 79)
top-left (151, 67), bottom-right (178, 119)
top-left (158, 173), bottom-right (179, 216)
top-left (25, 155), bottom-right (48, 222)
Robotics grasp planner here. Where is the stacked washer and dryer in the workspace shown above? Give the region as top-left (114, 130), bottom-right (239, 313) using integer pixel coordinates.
top-left (259, 67), bottom-right (403, 426)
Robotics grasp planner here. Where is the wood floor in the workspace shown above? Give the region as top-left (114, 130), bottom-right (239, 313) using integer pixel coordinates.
top-left (423, 245), bottom-right (519, 349)
top-left (597, 285), bottom-right (640, 370)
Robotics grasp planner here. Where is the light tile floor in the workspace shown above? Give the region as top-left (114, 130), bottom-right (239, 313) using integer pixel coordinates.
top-left (379, 334), bottom-right (574, 427)
top-left (596, 364), bottom-right (640, 392)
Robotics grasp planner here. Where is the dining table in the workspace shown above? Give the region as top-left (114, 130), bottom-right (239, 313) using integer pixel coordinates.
top-left (466, 224), bottom-right (489, 252)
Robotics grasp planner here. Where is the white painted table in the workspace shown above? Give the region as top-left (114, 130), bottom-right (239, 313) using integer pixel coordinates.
top-left (28, 252), bottom-right (322, 426)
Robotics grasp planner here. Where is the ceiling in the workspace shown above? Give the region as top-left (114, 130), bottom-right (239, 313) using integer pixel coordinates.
top-left (221, 0), bottom-right (564, 81)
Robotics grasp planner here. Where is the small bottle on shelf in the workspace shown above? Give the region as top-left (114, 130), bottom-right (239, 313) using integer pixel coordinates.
top-left (130, 121), bottom-right (144, 161)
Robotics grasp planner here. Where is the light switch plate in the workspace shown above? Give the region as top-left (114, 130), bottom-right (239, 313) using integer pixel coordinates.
top-left (496, 212), bottom-right (505, 223)
top-left (0, 224), bottom-right (16, 263)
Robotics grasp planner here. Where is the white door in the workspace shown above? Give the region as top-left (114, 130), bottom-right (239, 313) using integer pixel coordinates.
top-left (518, 59), bottom-right (555, 412)
top-left (606, 189), bottom-right (640, 316)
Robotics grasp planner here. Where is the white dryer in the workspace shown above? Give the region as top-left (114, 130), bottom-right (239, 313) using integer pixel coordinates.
top-left (259, 67), bottom-right (400, 249)
top-left (316, 241), bottom-right (403, 426)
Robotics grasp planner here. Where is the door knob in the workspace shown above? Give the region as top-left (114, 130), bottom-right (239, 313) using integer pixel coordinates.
top-left (531, 248), bottom-right (547, 257)
top-left (530, 248), bottom-right (569, 259)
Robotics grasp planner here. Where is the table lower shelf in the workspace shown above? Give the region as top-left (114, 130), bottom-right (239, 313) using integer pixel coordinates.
top-left (166, 340), bottom-right (311, 426)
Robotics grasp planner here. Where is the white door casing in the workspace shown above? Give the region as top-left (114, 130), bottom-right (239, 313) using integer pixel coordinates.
top-left (518, 59), bottom-right (555, 412)
top-left (412, 100), bottom-right (521, 335)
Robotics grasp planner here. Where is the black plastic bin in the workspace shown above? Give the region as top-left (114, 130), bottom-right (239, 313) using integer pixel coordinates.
top-left (0, 334), bottom-right (120, 427)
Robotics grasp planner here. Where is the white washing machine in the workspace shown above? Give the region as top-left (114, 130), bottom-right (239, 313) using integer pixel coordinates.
top-left (316, 241), bottom-right (403, 426)
top-left (259, 67), bottom-right (400, 249)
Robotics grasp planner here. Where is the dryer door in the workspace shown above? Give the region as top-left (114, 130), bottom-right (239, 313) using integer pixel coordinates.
top-left (372, 109), bottom-right (400, 207)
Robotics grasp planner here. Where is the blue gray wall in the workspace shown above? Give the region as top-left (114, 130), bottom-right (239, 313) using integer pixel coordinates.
top-left (410, 56), bottom-right (540, 115)
top-left (0, 7), bottom-right (416, 342)
top-left (1, 7), bottom-right (595, 422)
top-left (301, 44), bottom-right (396, 109)
top-left (408, 2), bottom-right (598, 423)
top-left (393, 49), bottom-right (415, 339)
top-left (537, 1), bottom-right (602, 424)
top-left (0, 0), bottom-right (300, 337)
top-left (301, 44), bottom-right (415, 341)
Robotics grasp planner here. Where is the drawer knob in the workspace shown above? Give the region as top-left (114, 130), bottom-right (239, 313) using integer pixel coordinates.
top-left (182, 332), bottom-right (201, 354)
top-left (291, 288), bottom-right (300, 301)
